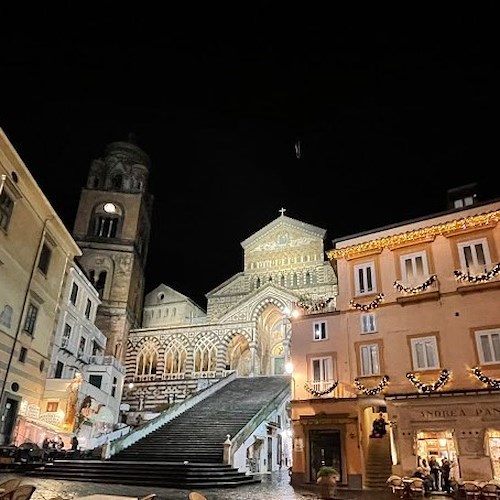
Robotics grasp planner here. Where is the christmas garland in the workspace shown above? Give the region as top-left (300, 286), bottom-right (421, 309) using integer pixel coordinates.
top-left (472, 367), bottom-right (500, 389)
top-left (304, 380), bottom-right (339, 396)
top-left (349, 293), bottom-right (384, 311)
top-left (297, 296), bottom-right (335, 312)
top-left (354, 375), bottom-right (389, 395)
top-left (406, 369), bottom-right (450, 393)
top-left (454, 263), bottom-right (500, 283)
top-left (393, 275), bottom-right (437, 294)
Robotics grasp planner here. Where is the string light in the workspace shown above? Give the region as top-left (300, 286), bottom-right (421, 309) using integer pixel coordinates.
top-left (327, 210), bottom-right (500, 260)
top-left (350, 293), bottom-right (384, 311)
top-left (304, 381), bottom-right (339, 397)
top-left (297, 296), bottom-right (335, 313)
top-left (406, 369), bottom-right (450, 393)
top-left (354, 375), bottom-right (389, 395)
top-left (454, 263), bottom-right (500, 283)
top-left (472, 367), bottom-right (500, 389)
top-left (394, 275), bottom-right (437, 294)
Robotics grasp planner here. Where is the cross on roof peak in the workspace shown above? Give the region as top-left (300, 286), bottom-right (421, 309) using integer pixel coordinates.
top-left (279, 207), bottom-right (286, 216)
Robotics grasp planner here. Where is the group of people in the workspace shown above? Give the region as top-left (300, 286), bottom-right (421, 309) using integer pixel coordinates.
top-left (412, 456), bottom-right (459, 496)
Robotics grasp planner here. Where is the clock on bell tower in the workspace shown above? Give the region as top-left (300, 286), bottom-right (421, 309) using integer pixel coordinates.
top-left (72, 137), bottom-right (154, 363)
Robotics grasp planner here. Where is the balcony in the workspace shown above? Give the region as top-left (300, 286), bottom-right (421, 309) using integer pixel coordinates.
top-left (89, 355), bottom-right (126, 374)
top-left (394, 275), bottom-right (440, 305)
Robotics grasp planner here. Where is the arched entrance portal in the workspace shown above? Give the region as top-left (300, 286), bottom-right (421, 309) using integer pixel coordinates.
top-left (255, 304), bottom-right (289, 376)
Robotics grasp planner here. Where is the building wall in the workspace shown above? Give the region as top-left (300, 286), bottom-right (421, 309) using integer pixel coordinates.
top-left (290, 196), bottom-right (500, 487)
top-left (0, 128), bottom-right (81, 445)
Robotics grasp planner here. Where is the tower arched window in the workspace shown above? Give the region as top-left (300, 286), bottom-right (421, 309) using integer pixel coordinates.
top-left (305, 271), bottom-right (311, 285)
top-left (90, 270), bottom-right (107, 297)
top-left (136, 342), bottom-right (158, 377)
top-left (193, 338), bottom-right (217, 372)
top-left (111, 174), bottom-right (123, 190)
top-left (90, 203), bottom-right (123, 239)
top-left (280, 274), bottom-right (286, 286)
top-left (293, 273), bottom-right (298, 287)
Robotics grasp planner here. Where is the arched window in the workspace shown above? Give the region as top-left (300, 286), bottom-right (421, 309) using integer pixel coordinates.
top-left (280, 274), bottom-right (286, 286)
top-left (164, 339), bottom-right (187, 375)
top-left (90, 203), bottom-right (123, 239)
top-left (136, 342), bottom-right (158, 378)
top-left (293, 273), bottom-right (298, 287)
top-left (193, 338), bottom-right (217, 372)
top-left (111, 174), bottom-right (123, 190)
top-left (305, 271), bottom-right (311, 285)
top-left (89, 270), bottom-right (107, 297)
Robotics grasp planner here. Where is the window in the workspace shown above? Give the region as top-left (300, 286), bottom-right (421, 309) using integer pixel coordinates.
top-left (37, 243), bottom-right (52, 275)
top-left (78, 337), bottom-right (86, 357)
top-left (70, 282), bottom-right (79, 305)
top-left (23, 303), bottom-right (38, 335)
top-left (54, 361), bottom-right (64, 378)
top-left (91, 203), bottom-right (123, 238)
top-left (19, 347), bottom-right (27, 362)
top-left (475, 329), bottom-right (500, 364)
top-left (313, 321), bottom-right (328, 341)
top-left (361, 313), bottom-right (377, 334)
top-left (62, 323), bottom-right (72, 347)
top-left (46, 402), bottom-right (58, 412)
top-left (458, 238), bottom-right (491, 275)
top-left (360, 344), bottom-right (380, 376)
top-left (310, 356), bottom-right (334, 392)
top-left (85, 299), bottom-right (92, 319)
top-left (136, 342), bottom-right (158, 377)
top-left (111, 377), bottom-right (117, 397)
top-left (354, 262), bottom-right (376, 295)
top-left (89, 374), bottom-right (102, 389)
top-left (400, 251), bottom-right (429, 284)
top-left (411, 336), bottom-right (440, 370)
top-left (0, 190), bottom-right (14, 230)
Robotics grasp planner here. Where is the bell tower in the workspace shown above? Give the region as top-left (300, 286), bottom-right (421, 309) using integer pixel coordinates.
top-left (72, 137), bottom-right (153, 362)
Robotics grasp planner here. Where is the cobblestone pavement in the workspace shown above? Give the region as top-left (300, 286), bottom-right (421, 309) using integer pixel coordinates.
top-left (0, 470), bottom-right (452, 500)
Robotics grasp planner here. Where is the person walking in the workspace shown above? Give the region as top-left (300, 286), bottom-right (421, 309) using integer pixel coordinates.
top-left (441, 458), bottom-right (451, 493)
top-left (429, 456), bottom-right (441, 491)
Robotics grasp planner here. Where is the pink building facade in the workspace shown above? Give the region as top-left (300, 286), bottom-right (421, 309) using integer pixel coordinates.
top-left (289, 191), bottom-right (500, 489)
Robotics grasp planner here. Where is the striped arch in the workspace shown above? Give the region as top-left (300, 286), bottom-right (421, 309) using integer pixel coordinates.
top-left (250, 297), bottom-right (289, 324)
top-left (221, 329), bottom-right (252, 375)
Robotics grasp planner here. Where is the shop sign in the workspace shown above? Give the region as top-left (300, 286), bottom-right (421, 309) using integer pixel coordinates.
top-left (417, 406), bottom-right (500, 419)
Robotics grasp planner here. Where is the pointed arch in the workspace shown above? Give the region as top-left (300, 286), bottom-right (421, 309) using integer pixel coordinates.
top-left (192, 336), bottom-right (218, 377)
top-left (163, 337), bottom-right (187, 380)
top-left (136, 340), bottom-right (159, 381)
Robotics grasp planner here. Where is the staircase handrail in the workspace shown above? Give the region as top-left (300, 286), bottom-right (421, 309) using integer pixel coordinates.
top-left (104, 371), bottom-right (238, 459)
top-left (228, 377), bottom-right (291, 466)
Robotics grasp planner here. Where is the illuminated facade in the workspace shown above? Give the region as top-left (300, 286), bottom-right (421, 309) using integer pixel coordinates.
top-left (0, 129), bottom-right (82, 445)
top-left (289, 189), bottom-right (500, 488)
top-left (124, 213), bottom-right (338, 411)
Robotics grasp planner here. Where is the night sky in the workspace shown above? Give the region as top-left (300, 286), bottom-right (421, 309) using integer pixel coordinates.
top-left (1, 7), bottom-right (498, 308)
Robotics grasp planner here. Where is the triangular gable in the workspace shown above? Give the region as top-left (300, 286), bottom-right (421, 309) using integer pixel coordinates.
top-left (144, 283), bottom-right (204, 310)
top-left (241, 214), bottom-right (326, 250)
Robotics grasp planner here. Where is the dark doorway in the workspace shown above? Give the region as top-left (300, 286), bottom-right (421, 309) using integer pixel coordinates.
top-left (3, 398), bottom-right (19, 444)
top-left (310, 429), bottom-right (342, 482)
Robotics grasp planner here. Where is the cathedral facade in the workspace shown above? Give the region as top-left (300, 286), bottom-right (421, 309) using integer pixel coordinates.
top-left (123, 214), bottom-right (338, 411)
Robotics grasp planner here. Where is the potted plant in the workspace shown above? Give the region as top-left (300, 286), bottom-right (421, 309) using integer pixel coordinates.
top-left (316, 465), bottom-right (338, 499)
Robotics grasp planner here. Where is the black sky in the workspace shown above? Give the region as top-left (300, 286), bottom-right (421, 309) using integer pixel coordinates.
top-left (1, 6), bottom-right (498, 308)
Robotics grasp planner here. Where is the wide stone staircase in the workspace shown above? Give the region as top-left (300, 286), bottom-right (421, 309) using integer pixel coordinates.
top-left (25, 375), bottom-right (290, 488)
top-left (364, 435), bottom-right (393, 489)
